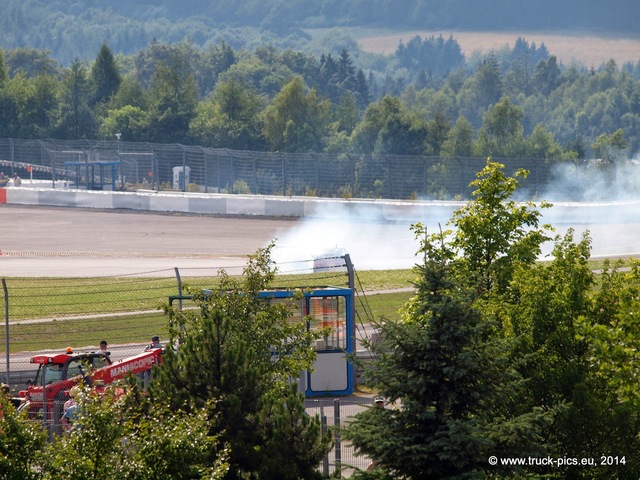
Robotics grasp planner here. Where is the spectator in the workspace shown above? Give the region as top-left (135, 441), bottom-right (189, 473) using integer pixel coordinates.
top-left (61, 386), bottom-right (81, 430)
top-left (145, 335), bottom-right (163, 351)
top-left (12, 173), bottom-right (21, 186)
top-left (99, 340), bottom-right (110, 355)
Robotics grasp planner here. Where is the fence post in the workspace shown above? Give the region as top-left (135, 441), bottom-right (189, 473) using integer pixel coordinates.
top-left (334, 398), bottom-right (341, 477)
top-left (2, 279), bottom-right (9, 385)
top-left (8, 139), bottom-right (14, 177)
top-left (321, 406), bottom-right (329, 477)
top-left (174, 268), bottom-right (183, 312)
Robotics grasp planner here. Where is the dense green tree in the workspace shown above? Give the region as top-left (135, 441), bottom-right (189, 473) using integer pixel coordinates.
top-left (525, 123), bottom-right (567, 160)
top-left (334, 92), bottom-right (360, 135)
top-left (449, 160), bottom-right (552, 293)
top-left (89, 43), bottom-right (122, 107)
top-left (506, 235), bottom-right (640, 478)
top-left (1, 73), bottom-right (37, 138)
top-left (145, 55), bottom-right (199, 143)
top-left (30, 73), bottom-right (60, 137)
top-left (532, 55), bottom-right (561, 96)
top-left (6, 48), bottom-right (59, 78)
top-left (347, 246), bottom-right (550, 478)
top-left (424, 111), bottom-right (450, 155)
top-left (345, 169), bottom-right (556, 478)
top-left (474, 96), bottom-right (526, 158)
top-left (323, 93), bottom-right (361, 153)
top-left (54, 59), bottom-right (96, 139)
top-left (109, 73), bottom-right (147, 110)
top-left (133, 41), bottom-right (198, 89)
top-left (351, 95), bottom-right (428, 155)
top-left (190, 77), bottom-right (265, 149)
top-left (98, 104), bottom-right (148, 141)
top-left (502, 37), bottom-right (548, 97)
top-left (0, 49), bottom-right (9, 86)
top-left (150, 244), bottom-right (330, 479)
top-left (261, 76), bottom-right (332, 152)
top-left (440, 115), bottom-right (473, 157)
top-left (40, 384), bottom-right (227, 480)
top-left (457, 55), bottom-right (503, 127)
top-left (0, 396), bottom-right (47, 479)
top-left (0, 71), bottom-right (58, 138)
top-left (591, 127), bottom-right (629, 163)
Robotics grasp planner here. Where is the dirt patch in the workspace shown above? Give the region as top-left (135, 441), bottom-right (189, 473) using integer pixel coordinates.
top-left (359, 30), bottom-right (640, 67)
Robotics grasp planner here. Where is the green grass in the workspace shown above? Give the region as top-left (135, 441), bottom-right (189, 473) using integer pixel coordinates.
top-left (1, 260), bottom-right (628, 353)
top-left (355, 269), bottom-right (415, 291)
top-left (7, 312), bottom-right (169, 353)
top-left (358, 291), bottom-right (415, 323)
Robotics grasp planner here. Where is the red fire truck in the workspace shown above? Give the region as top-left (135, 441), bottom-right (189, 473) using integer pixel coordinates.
top-left (18, 347), bottom-right (162, 426)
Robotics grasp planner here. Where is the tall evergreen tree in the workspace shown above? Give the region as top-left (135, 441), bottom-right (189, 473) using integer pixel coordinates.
top-left (89, 43), bottom-right (121, 107)
top-left (54, 59), bottom-right (96, 139)
top-left (346, 223), bottom-right (553, 479)
top-left (150, 244), bottom-right (330, 480)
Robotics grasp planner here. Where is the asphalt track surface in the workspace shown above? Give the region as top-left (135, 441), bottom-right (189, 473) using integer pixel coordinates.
top-left (0, 204), bottom-right (302, 276)
top-left (3, 203), bottom-right (640, 278)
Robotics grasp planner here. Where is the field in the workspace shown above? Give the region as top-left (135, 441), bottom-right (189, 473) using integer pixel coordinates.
top-left (356, 29), bottom-right (640, 67)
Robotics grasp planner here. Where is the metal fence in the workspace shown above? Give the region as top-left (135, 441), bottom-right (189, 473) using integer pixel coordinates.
top-left (1, 257), bottom-right (355, 385)
top-left (0, 255), bottom-right (378, 477)
top-left (0, 138), bottom-right (554, 200)
top-left (309, 399), bottom-right (375, 476)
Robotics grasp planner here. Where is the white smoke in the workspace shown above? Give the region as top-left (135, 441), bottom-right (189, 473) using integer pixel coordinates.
top-left (272, 160), bottom-right (640, 270)
top-left (540, 159), bottom-right (640, 259)
top-left (271, 201), bottom-right (458, 271)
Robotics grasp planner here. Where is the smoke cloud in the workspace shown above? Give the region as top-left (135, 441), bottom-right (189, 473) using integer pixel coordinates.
top-left (272, 160), bottom-right (640, 270)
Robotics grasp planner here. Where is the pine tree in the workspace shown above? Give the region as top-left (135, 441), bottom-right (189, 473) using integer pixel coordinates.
top-left (346, 179), bottom-right (555, 479)
top-left (150, 244), bottom-right (330, 479)
top-left (89, 43), bottom-right (121, 107)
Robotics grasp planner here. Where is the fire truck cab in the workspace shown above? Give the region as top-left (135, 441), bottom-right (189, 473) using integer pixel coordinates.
top-left (18, 351), bottom-right (112, 421)
top-left (19, 347), bottom-right (162, 429)
top-left (31, 351), bottom-right (111, 388)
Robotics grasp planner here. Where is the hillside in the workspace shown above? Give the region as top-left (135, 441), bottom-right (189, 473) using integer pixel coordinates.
top-left (2, 0), bottom-right (640, 64)
top-left (356, 29), bottom-right (640, 67)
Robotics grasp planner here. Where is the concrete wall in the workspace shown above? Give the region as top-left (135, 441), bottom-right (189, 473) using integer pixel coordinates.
top-left (0, 185), bottom-right (465, 221)
top-left (3, 185), bottom-right (640, 225)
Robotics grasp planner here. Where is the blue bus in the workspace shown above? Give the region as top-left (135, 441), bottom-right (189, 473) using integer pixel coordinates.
top-left (169, 285), bottom-right (355, 397)
top-left (259, 287), bottom-right (355, 397)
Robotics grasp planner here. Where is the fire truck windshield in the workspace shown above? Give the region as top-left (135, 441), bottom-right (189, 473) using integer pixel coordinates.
top-left (34, 364), bottom-right (63, 386)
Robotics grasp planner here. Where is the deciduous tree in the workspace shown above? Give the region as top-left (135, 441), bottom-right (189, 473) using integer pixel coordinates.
top-left (261, 76), bottom-right (331, 152)
top-left (150, 244), bottom-right (330, 479)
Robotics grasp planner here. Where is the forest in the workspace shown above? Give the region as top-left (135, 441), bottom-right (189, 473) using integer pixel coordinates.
top-left (1, 33), bottom-right (638, 162)
top-left (2, 0), bottom-right (640, 64)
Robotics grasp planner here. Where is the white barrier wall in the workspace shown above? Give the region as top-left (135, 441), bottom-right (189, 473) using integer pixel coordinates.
top-left (3, 186), bottom-right (640, 224)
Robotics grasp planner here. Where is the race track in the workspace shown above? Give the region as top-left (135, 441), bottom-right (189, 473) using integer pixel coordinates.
top-left (2, 202), bottom-right (640, 277)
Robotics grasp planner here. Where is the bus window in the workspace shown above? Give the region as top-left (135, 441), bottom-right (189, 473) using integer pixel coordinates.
top-left (267, 296), bottom-right (305, 323)
top-left (308, 296), bottom-right (346, 351)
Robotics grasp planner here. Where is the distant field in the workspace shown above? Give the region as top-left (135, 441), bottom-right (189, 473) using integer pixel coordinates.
top-left (357, 29), bottom-right (640, 67)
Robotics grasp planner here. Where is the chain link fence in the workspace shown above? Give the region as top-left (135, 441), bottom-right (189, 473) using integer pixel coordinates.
top-left (1, 255), bottom-right (379, 477)
top-left (0, 257), bottom-right (353, 387)
top-left (0, 138), bottom-right (554, 200)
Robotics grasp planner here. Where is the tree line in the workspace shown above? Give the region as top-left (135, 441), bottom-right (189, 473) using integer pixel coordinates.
top-left (2, 0), bottom-right (639, 64)
top-left (0, 38), bottom-right (638, 162)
